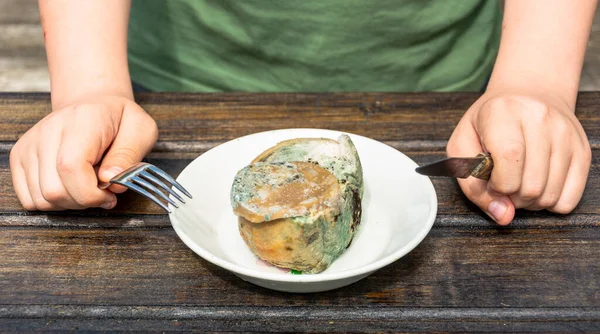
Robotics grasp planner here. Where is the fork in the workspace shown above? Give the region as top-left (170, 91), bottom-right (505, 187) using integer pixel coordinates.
top-left (99, 162), bottom-right (192, 213)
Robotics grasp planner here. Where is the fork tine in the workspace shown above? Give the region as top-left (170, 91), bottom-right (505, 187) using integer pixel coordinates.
top-left (147, 165), bottom-right (193, 199)
top-left (112, 180), bottom-right (172, 213)
top-left (131, 176), bottom-right (179, 208)
top-left (139, 171), bottom-right (185, 203)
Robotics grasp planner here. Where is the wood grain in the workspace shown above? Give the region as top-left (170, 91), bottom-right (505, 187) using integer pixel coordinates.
top-left (1, 92), bottom-right (599, 216)
top-left (0, 227), bottom-right (598, 307)
top-left (1, 149), bottom-right (600, 217)
top-left (1, 306), bottom-right (599, 332)
top-left (0, 226), bottom-right (598, 331)
top-left (0, 92), bottom-right (598, 332)
top-left (2, 92), bottom-right (600, 144)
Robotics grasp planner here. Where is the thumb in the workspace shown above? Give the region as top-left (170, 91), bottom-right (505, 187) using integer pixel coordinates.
top-left (457, 178), bottom-right (515, 225)
top-left (447, 116), bottom-right (515, 225)
top-left (98, 104), bottom-right (159, 193)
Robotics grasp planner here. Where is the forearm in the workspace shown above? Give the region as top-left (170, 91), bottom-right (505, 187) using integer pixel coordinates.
top-left (39, 0), bottom-right (133, 110)
top-left (487, 0), bottom-right (597, 110)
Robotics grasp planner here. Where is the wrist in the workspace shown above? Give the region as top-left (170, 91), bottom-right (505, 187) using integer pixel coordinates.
top-left (51, 83), bottom-right (134, 111)
top-left (484, 76), bottom-right (577, 112)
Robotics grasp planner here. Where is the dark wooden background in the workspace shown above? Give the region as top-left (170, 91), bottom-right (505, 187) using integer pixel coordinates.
top-left (0, 92), bottom-right (598, 332)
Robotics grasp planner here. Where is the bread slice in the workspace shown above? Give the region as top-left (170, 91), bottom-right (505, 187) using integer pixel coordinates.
top-left (230, 134), bottom-right (363, 273)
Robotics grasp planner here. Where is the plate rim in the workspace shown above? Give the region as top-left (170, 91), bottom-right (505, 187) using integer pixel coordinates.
top-left (169, 128), bottom-right (438, 283)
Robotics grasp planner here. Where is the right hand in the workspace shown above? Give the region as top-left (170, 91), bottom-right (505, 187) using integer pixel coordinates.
top-left (10, 95), bottom-right (158, 211)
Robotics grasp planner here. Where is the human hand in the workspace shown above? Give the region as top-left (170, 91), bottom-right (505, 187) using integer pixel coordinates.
top-left (447, 90), bottom-right (591, 225)
top-left (10, 95), bottom-right (158, 211)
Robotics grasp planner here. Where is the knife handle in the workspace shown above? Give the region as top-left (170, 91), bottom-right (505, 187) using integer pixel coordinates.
top-left (471, 153), bottom-right (493, 180)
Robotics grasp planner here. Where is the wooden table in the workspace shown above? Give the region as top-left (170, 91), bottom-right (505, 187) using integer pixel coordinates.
top-left (0, 92), bottom-right (598, 332)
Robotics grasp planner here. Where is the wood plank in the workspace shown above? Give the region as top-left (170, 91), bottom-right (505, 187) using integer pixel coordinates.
top-left (580, 4), bottom-right (600, 91)
top-left (0, 57), bottom-right (50, 92)
top-left (2, 92), bottom-right (600, 143)
top-left (0, 24), bottom-right (45, 57)
top-left (0, 227), bottom-right (598, 308)
top-left (1, 306), bottom-right (599, 332)
top-left (1, 212), bottom-right (599, 229)
top-left (2, 148), bottom-right (600, 216)
top-left (0, 0), bottom-right (40, 25)
top-left (582, 44), bottom-right (600, 91)
top-left (0, 1), bottom-right (48, 92)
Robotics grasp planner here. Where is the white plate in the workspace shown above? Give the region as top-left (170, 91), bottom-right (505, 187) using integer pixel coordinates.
top-left (169, 128), bottom-right (437, 293)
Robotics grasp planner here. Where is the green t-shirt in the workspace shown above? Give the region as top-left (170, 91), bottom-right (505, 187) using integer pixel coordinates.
top-left (127, 0), bottom-right (501, 92)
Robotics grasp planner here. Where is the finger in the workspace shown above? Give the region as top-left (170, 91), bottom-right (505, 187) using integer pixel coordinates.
top-left (447, 120), bottom-right (515, 225)
top-left (549, 147), bottom-right (591, 214)
top-left (23, 152), bottom-right (63, 211)
top-left (98, 104), bottom-right (158, 194)
top-left (57, 120), bottom-right (117, 209)
top-left (37, 127), bottom-right (86, 210)
top-left (9, 150), bottom-right (35, 211)
top-left (526, 145), bottom-right (571, 211)
top-left (39, 166), bottom-right (84, 210)
top-left (510, 123), bottom-right (551, 208)
top-left (479, 112), bottom-right (526, 196)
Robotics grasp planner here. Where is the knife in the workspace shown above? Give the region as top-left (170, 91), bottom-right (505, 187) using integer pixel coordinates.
top-left (415, 152), bottom-right (494, 180)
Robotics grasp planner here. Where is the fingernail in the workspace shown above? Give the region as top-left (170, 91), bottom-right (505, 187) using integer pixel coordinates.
top-left (104, 167), bottom-right (123, 179)
top-left (101, 201), bottom-right (115, 210)
top-left (488, 200), bottom-right (508, 222)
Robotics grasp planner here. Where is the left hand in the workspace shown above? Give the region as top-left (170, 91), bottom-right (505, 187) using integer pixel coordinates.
top-left (447, 89), bottom-right (591, 225)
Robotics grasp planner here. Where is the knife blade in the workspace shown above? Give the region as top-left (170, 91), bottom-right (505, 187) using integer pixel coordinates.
top-left (415, 153), bottom-right (494, 180)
